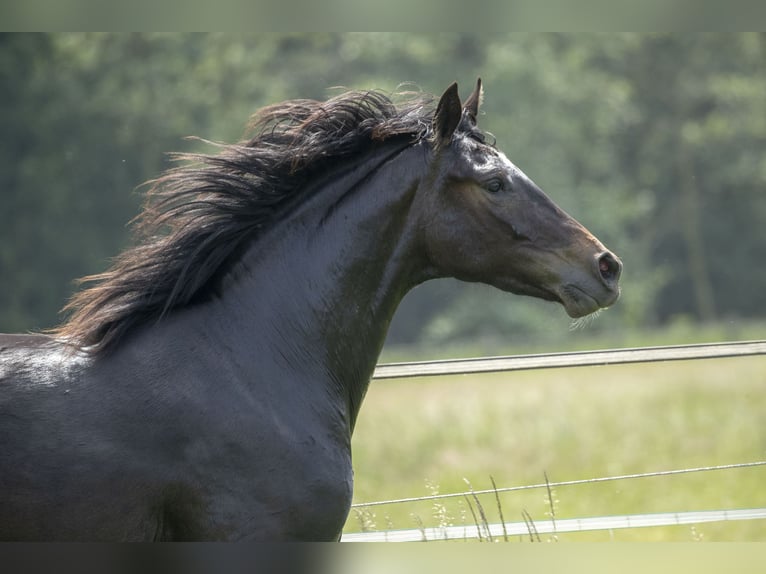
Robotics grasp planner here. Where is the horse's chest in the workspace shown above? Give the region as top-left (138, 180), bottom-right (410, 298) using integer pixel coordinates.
top-left (269, 446), bottom-right (354, 540)
top-left (185, 409), bottom-right (354, 540)
top-left (108, 357), bottom-right (356, 540)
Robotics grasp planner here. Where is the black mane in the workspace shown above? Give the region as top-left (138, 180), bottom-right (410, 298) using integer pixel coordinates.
top-left (54, 89), bottom-right (436, 355)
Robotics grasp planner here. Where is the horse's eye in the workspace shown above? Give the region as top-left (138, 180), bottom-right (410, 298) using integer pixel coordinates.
top-left (485, 178), bottom-right (504, 193)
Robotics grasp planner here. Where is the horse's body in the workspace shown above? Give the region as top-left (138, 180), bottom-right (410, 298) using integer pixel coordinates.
top-left (0, 80), bottom-right (621, 540)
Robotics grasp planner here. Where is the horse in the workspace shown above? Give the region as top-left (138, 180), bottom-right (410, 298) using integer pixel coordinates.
top-left (0, 79), bottom-right (621, 541)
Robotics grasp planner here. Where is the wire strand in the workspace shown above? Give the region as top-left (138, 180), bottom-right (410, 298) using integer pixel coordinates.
top-left (351, 460), bottom-right (766, 508)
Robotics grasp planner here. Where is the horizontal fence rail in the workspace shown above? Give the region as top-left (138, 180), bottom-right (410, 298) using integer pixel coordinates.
top-left (372, 340), bottom-right (766, 380)
top-left (342, 508), bottom-right (766, 542)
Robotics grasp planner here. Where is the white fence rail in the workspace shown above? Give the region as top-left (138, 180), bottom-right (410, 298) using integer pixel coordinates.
top-left (372, 340), bottom-right (766, 380)
top-left (343, 508), bottom-right (766, 542)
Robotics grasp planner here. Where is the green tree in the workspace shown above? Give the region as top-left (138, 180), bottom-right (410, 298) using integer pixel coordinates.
top-left (616, 34), bottom-right (766, 322)
top-left (2, 34), bottom-right (764, 345)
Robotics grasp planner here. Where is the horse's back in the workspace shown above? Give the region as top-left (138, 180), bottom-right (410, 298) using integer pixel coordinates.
top-left (0, 332), bottom-right (79, 381)
top-left (0, 330), bottom-right (350, 540)
top-left (0, 333), bottom-right (207, 540)
top-left (0, 334), bottom-right (114, 539)
top-left (0, 334), bottom-right (154, 539)
top-left (0, 333), bottom-right (55, 348)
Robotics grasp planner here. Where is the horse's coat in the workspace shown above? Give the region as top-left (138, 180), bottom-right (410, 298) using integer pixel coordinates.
top-left (0, 80), bottom-right (621, 540)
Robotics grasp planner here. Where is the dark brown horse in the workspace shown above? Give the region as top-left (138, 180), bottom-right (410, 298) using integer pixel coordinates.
top-left (0, 79), bottom-right (621, 540)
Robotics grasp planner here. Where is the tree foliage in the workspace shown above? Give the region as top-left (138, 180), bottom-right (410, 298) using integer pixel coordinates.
top-left (1, 33), bottom-right (764, 345)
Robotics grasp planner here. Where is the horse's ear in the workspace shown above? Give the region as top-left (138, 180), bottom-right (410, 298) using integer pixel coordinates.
top-left (463, 77), bottom-right (483, 125)
top-left (433, 82), bottom-right (462, 148)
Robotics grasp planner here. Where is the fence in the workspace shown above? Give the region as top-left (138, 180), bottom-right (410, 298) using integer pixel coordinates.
top-left (345, 340), bottom-right (766, 542)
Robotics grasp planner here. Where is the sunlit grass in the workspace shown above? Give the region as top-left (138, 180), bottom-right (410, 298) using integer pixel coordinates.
top-left (345, 349), bottom-right (766, 541)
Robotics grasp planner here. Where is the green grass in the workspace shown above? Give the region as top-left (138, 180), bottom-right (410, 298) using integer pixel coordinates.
top-left (344, 327), bottom-right (766, 541)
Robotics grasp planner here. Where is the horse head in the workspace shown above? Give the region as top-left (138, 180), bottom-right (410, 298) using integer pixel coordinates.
top-left (420, 79), bottom-right (622, 318)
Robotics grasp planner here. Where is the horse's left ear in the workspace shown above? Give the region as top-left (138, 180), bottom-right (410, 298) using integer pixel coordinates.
top-left (463, 77), bottom-right (483, 125)
top-left (433, 82), bottom-right (462, 148)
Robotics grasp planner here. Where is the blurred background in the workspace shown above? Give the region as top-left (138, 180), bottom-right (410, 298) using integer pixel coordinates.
top-left (1, 33), bottom-right (765, 541)
top-left (1, 33), bottom-right (764, 354)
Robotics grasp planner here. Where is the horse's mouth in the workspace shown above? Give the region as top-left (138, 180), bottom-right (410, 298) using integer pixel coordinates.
top-left (493, 277), bottom-right (619, 318)
top-left (558, 284), bottom-right (619, 318)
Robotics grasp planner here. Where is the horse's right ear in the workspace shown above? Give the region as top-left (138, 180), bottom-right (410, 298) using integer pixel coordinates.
top-left (433, 82), bottom-right (462, 148)
top-left (462, 77), bottom-right (483, 126)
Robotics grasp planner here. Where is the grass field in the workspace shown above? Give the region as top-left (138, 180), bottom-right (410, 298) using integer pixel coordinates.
top-left (343, 325), bottom-right (766, 541)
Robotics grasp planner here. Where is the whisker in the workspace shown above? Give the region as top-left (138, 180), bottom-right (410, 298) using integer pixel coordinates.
top-left (569, 308), bottom-right (602, 331)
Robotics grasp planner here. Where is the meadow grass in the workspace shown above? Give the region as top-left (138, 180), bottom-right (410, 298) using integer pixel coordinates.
top-left (344, 327), bottom-right (766, 541)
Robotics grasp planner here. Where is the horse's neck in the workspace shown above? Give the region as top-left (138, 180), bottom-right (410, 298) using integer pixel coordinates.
top-left (218, 142), bottom-right (428, 431)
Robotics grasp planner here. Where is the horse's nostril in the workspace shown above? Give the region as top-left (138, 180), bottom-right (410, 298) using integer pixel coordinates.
top-left (598, 252), bottom-right (622, 283)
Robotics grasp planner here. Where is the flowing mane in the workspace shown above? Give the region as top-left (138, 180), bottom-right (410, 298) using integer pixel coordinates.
top-left (54, 89), bottom-right (436, 355)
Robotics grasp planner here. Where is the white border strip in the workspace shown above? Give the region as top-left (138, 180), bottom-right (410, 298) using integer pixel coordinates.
top-left (342, 508), bottom-right (766, 542)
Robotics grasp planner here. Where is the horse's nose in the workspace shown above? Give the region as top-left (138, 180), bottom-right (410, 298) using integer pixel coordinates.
top-left (597, 251), bottom-right (622, 285)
